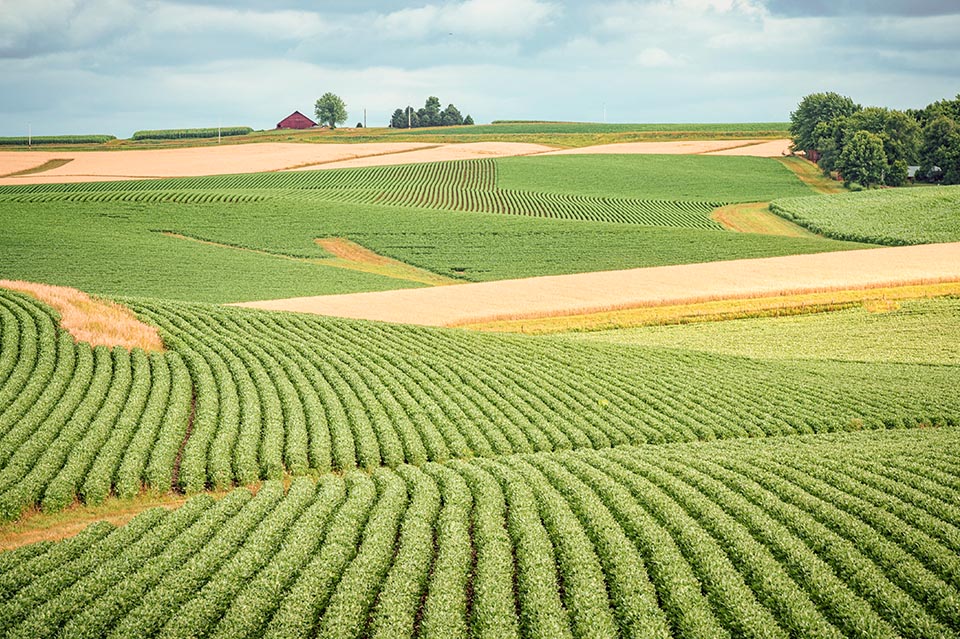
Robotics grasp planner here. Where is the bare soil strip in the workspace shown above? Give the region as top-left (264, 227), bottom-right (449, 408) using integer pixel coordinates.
top-left (234, 243), bottom-right (960, 327)
top-left (0, 280), bottom-right (165, 351)
top-left (540, 139), bottom-right (791, 156)
top-left (297, 142), bottom-right (556, 170)
top-left (465, 282), bottom-right (960, 334)
top-left (161, 232), bottom-right (455, 286)
top-left (0, 158), bottom-right (73, 178)
top-left (703, 139), bottom-right (793, 156)
top-left (711, 202), bottom-right (817, 237)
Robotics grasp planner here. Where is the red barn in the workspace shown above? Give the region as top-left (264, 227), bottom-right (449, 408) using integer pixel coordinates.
top-left (276, 111), bottom-right (317, 130)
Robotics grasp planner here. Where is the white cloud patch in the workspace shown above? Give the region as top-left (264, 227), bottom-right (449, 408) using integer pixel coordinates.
top-left (375, 0), bottom-right (558, 40)
top-left (149, 3), bottom-right (330, 40)
top-left (635, 47), bottom-right (685, 68)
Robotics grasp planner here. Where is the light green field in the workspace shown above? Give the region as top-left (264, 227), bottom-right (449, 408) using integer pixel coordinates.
top-left (771, 185), bottom-right (960, 245)
top-left (565, 297), bottom-right (960, 366)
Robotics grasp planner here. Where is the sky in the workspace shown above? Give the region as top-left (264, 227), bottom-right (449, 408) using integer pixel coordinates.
top-left (1, 0), bottom-right (958, 137)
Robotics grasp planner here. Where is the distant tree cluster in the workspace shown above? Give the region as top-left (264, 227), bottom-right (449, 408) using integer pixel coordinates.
top-left (790, 92), bottom-right (960, 188)
top-left (389, 96), bottom-right (474, 128)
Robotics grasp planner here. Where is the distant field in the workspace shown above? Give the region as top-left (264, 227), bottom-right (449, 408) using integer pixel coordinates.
top-left (389, 121), bottom-right (790, 136)
top-left (771, 185), bottom-right (960, 245)
top-left (0, 155), bottom-right (861, 303)
top-left (566, 296), bottom-right (960, 366)
top-left (497, 154), bottom-right (813, 201)
top-left (0, 122), bottom-right (790, 151)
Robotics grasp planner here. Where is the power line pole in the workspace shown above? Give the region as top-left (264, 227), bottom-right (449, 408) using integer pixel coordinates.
top-left (28, 123), bottom-right (31, 148)
top-left (364, 108), bottom-right (367, 129)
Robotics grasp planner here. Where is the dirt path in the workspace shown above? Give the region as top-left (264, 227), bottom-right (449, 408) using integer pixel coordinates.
top-left (234, 243), bottom-right (960, 327)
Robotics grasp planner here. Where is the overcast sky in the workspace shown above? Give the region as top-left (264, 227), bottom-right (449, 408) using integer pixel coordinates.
top-left (1, 0), bottom-right (958, 137)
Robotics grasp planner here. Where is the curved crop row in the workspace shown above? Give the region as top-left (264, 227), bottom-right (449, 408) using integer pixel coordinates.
top-left (0, 158), bottom-right (725, 230)
top-left (0, 290), bottom-right (189, 522)
top-left (130, 299), bottom-right (960, 489)
top-left (1, 431), bottom-right (957, 638)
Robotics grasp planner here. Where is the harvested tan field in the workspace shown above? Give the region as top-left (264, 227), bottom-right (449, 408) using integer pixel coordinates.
top-left (0, 154), bottom-right (62, 177)
top-left (294, 142), bottom-right (555, 171)
top-left (704, 139), bottom-right (792, 156)
top-left (0, 280), bottom-right (165, 351)
top-left (234, 243), bottom-right (960, 327)
top-left (0, 142), bottom-right (433, 185)
top-left (0, 142), bottom-right (555, 185)
top-left (540, 139), bottom-right (789, 156)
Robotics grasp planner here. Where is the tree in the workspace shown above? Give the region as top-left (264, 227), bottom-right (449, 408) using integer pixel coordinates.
top-left (790, 92), bottom-right (860, 152)
top-left (463, 114), bottom-right (474, 126)
top-left (389, 109), bottom-right (406, 128)
top-left (423, 96), bottom-right (441, 127)
top-left (441, 104), bottom-right (463, 126)
top-left (836, 130), bottom-right (887, 187)
top-left (921, 115), bottom-right (960, 184)
top-left (315, 92), bottom-right (347, 129)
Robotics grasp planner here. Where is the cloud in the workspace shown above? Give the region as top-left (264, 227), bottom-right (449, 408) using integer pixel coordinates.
top-left (149, 3), bottom-right (331, 40)
top-left (375, 0), bottom-right (559, 40)
top-left (635, 47), bottom-right (685, 68)
top-left (0, 0), bottom-right (137, 58)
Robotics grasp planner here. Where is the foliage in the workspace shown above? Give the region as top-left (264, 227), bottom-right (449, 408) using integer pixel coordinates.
top-left (389, 96), bottom-right (469, 128)
top-left (130, 127), bottom-right (252, 141)
top-left (789, 92), bottom-right (860, 152)
top-left (315, 93), bottom-right (347, 130)
top-left (1, 428), bottom-right (959, 637)
top-left (835, 130), bottom-right (887, 187)
top-left (0, 135), bottom-right (116, 146)
top-left (771, 185), bottom-right (960, 245)
top-left (920, 116), bottom-right (960, 184)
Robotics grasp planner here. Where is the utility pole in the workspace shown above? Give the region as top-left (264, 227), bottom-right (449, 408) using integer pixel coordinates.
top-left (364, 108), bottom-right (367, 129)
top-left (408, 106), bottom-right (411, 129)
top-left (218, 120), bottom-right (221, 144)
top-left (28, 123), bottom-right (31, 148)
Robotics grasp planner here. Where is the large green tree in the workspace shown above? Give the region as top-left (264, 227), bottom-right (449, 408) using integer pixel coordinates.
top-left (315, 92), bottom-right (347, 129)
top-left (921, 116), bottom-right (960, 184)
top-left (790, 92), bottom-right (861, 152)
top-left (836, 130), bottom-right (887, 187)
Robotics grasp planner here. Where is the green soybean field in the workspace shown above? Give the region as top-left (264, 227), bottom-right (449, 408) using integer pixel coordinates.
top-left (1, 428), bottom-right (958, 639)
top-left (770, 185), bottom-right (960, 245)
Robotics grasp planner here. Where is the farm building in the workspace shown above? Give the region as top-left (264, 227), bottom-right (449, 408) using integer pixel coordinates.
top-left (276, 111), bottom-right (317, 129)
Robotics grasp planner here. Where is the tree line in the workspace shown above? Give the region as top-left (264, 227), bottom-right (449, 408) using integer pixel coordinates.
top-left (790, 92), bottom-right (960, 188)
top-left (390, 96), bottom-right (474, 129)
